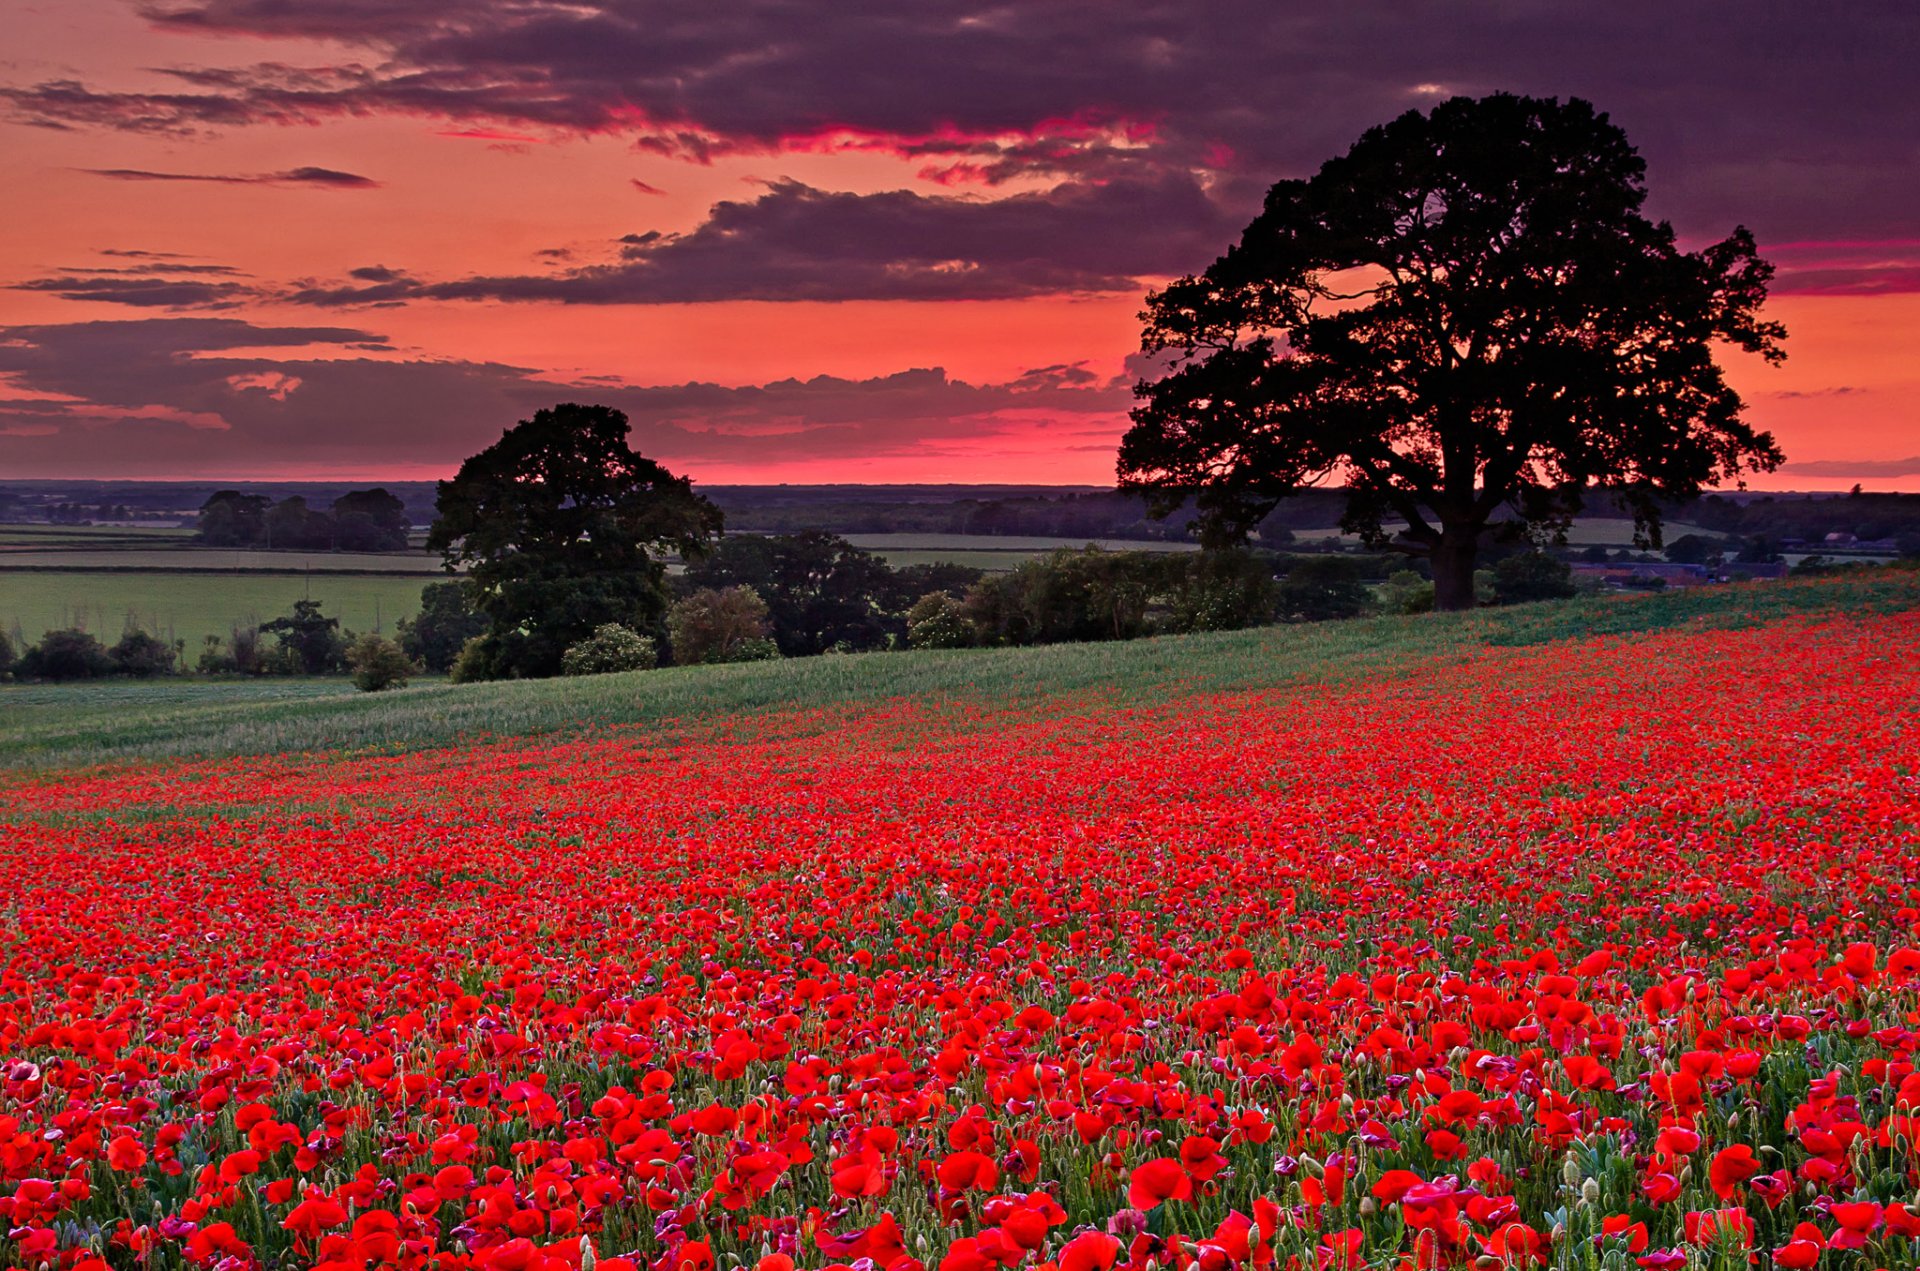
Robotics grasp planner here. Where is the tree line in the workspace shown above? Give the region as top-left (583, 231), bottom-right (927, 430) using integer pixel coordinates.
top-left (196, 488), bottom-right (411, 551)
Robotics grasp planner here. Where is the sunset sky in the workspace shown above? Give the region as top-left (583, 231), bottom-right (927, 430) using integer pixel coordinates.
top-left (2, 1), bottom-right (1916, 487)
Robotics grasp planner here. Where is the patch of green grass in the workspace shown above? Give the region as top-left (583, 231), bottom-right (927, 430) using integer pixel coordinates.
top-left (0, 571), bottom-right (432, 651)
top-left (2, 571), bottom-right (1911, 772)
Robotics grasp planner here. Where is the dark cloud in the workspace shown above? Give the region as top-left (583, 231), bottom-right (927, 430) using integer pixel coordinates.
top-left (4, 2), bottom-right (1915, 243)
top-left (11, 275), bottom-right (257, 309)
top-left (10, 254), bottom-right (262, 312)
top-left (289, 172), bottom-right (1236, 304)
top-left (0, 317), bottom-right (1134, 475)
top-left (81, 164), bottom-right (379, 187)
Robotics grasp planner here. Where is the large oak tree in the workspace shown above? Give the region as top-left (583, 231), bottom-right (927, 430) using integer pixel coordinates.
top-left (428, 403), bottom-right (723, 678)
top-left (1118, 94), bottom-right (1786, 609)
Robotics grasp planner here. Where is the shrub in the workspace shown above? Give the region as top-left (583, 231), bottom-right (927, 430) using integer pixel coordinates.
top-left (110, 628), bottom-right (178, 678)
top-left (1162, 550), bottom-right (1280, 633)
top-left (398, 581), bottom-right (489, 672)
top-left (1274, 556), bottom-right (1375, 622)
top-left (347, 633), bottom-right (414, 692)
top-left (906, 592), bottom-right (974, 649)
top-left (1492, 552), bottom-right (1577, 603)
top-left (667, 587), bottom-right (779, 665)
top-left (449, 636), bottom-right (491, 684)
top-left (1376, 570), bottom-right (1436, 615)
top-left (560, 624), bottom-right (659, 676)
top-left (18, 628), bottom-right (115, 681)
top-left (0, 629), bottom-right (13, 680)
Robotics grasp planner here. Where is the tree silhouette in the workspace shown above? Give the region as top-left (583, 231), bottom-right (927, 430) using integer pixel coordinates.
top-left (1119, 94), bottom-right (1786, 609)
top-left (428, 403), bottom-right (723, 679)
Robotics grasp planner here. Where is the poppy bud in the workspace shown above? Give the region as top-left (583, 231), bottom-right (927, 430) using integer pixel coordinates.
top-left (1358, 1198), bottom-right (1376, 1216)
top-left (1580, 1180), bottom-right (1599, 1207)
top-left (581, 1236), bottom-right (598, 1271)
top-left (1562, 1157), bottom-right (1581, 1186)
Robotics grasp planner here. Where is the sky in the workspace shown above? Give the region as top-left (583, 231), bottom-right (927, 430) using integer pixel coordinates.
top-left (1, 1), bottom-right (1916, 488)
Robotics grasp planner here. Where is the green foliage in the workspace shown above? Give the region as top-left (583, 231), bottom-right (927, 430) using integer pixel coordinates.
top-left (346, 632), bottom-right (414, 692)
top-left (428, 403), bottom-right (723, 680)
top-left (959, 547), bottom-right (1282, 645)
top-left (449, 636), bottom-right (491, 685)
top-left (0, 629), bottom-right (13, 679)
top-left (1274, 557), bottom-right (1375, 622)
top-left (560, 624), bottom-right (660, 677)
top-left (18, 628), bottom-right (116, 681)
top-left (1377, 570), bottom-right (1436, 615)
top-left (1119, 93), bottom-right (1785, 609)
top-left (667, 587), bottom-right (779, 665)
top-left (906, 592), bottom-right (974, 650)
top-left (110, 628), bottom-right (178, 678)
top-left (398, 581), bottom-right (489, 672)
top-left (683, 532), bottom-right (900, 656)
top-left (1492, 553), bottom-right (1578, 604)
top-left (1160, 549), bottom-right (1280, 633)
top-left (261, 600), bottom-right (347, 674)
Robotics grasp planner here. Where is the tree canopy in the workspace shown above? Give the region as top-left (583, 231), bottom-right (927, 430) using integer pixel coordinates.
top-left (427, 403), bottom-right (723, 679)
top-left (1118, 93), bottom-right (1785, 609)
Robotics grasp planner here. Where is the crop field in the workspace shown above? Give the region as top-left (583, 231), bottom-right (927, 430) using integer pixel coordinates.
top-left (3, 573), bottom-right (1920, 1271)
top-left (0, 571), bottom-right (432, 649)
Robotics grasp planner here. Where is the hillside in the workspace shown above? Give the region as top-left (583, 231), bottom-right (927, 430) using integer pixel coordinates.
top-left (4, 569), bottom-right (1914, 771)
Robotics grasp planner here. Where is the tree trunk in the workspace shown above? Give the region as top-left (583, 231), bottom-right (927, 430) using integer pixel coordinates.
top-left (1430, 538), bottom-right (1479, 611)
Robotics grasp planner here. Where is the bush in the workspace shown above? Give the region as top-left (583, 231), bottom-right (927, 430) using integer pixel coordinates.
top-left (906, 592), bottom-right (973, 649)
top-left (450, 636), bottom-right (492, 684)
top-left (1162, 550), bottom-right (1279, 633)
top-left (346, 632), bottom-right (414, 692)
top-left (1274, 557), bottom-right (1375, 622)
top-left (110, 628), bottom-right (178, 677)
top-left (398, 581), bottom-right (489, 672)
top-left (18, 628), bottom-right (115, 681)
top-left (0, 630), bottom-right (13, 680)
top-left (560, 624), bottom-right (659, 676)
top-left (667, 587), bottom-right (779, 665)
top-left (1492, 552), bottom-right (1577, 603)
top-left (1376, 570), bottom-right (1436, 615)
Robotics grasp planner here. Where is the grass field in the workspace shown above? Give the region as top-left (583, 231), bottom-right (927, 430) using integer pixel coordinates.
top-left (3, 569), bottom-right (1912, 770)
top-left (0, 571), bottom-right (432, 651)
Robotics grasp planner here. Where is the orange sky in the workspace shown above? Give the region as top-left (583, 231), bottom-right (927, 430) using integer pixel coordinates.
top-left (2, 0), bottom-right (1916, 488)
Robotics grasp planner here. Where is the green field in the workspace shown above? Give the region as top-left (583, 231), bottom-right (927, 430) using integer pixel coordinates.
top-left (3, 569), bottom-right (1912, 770)
top-left (0, 571), bottom-right (432, 650)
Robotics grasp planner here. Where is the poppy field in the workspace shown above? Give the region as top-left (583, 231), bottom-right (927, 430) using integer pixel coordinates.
top-left (4, 605), bottom-right (1920, 1271)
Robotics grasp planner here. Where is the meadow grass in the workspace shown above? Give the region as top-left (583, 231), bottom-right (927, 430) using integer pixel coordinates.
top-left (2, 569), bottom-right (1912, 772)
top-left (0, 570), bottom-right (432, 651)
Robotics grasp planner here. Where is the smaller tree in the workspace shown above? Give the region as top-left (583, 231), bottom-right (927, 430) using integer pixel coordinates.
top-left (331, 488), bottom-right (411, 551)
top-left (0, 630), bottom-right (13, 679)
top-left (19, 629), bottom-right (115, 681)
top-left (560, 624), bottom-right (659, 676)
top-left (1663, 533), bottom-right (1726, 566)
top-left (906, 592), bottom-right (974, 649)
top-left (1492, 553), bottom-right (1578, 604)
top-left (346, 632), bottom-right (414, 691)
top-left (110, 628), bottom-right (177, 677)
top-left (668, 587), bottom-right (780, 665)
top-left (261, 600), bottom-right (347, 674)
top-left (398, 581), bottom-right (489, 672)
